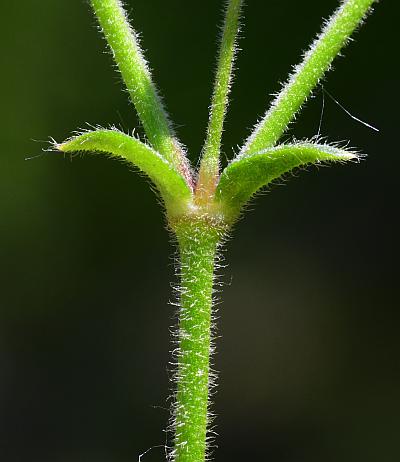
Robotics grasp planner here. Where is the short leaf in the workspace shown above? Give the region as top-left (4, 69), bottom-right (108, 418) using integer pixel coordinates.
top-left (216, 142), bottom-right (358, 221)
top-left (58, 129), bottom-right (192, 214)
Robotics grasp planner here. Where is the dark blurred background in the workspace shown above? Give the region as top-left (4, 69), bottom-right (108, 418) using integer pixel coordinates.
top-left (1, 1), bottom-right (398, 461)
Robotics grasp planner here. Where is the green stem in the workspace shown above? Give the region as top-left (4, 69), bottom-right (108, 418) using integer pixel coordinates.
top-left (172, 220), bottom-right (224, 462)
top-left (197, 0), bottom-right (243, 198)
top-left (241, 0), bottom-right (375, 155)
top-left (90, 0), bottom-right (191, 181)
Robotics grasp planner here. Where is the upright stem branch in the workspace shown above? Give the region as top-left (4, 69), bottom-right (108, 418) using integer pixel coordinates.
top-left (197, 0), bottom-right (243, 199)
top-left (91, 0), bottom-right (191, 181)
top-left (241, 0), bottom-right (375, 155)
top-left (172, 221), bottom-right (224, 462)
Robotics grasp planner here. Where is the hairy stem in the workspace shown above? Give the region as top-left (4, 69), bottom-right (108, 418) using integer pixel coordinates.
top-left (172, 221), bottom-right (224, 462)
top-left (241, 0), bottom-right (375, 155)
top-left (90, 0), bottom-right (191, 181)
top-left (197, 0), bottom-right (243, 199)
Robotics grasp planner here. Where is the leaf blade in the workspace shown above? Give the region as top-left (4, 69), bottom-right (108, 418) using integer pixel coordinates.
top-left (57, 129), bottom-right (192, 213)
top-left (216, 142), bottom-right (358, 221)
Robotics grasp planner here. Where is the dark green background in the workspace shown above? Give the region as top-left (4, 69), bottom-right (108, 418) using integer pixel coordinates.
top-left (1, 1), bottom-right (398, 461)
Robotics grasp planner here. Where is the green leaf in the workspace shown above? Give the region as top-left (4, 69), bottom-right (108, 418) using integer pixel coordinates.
top-left (216, 142), bottom-right (358, 221)
top-left (57, 129), bottom-right (192, 214)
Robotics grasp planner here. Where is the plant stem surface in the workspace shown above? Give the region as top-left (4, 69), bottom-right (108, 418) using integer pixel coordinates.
top-left (198, 0), bottom-right (242, 196)
top-left (172, 220), bottom-right (224, 462)
top-left (91, 0), bottom-right (190, 179)
top-left (242, 0), bottom-right (375, 154)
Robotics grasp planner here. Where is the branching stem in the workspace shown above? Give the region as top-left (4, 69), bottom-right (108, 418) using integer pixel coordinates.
top-left (197, 0), bottom-right (243, 199)
top-left (91, 0), bottom-right (191, 182)
top-left (58, 2), bottom-right (377, 462)
top-left (241, 0), bottom-right (375, 155)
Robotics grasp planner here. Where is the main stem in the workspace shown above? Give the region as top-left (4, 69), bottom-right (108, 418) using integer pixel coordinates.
top-left (172, 220), bottom-right (224, 462)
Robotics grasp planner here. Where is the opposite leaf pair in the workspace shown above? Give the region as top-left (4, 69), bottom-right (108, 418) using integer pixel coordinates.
top-left (57, 0), bottom-right (371, 231)
top-left (58, 131), bottom-right (356, 224)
